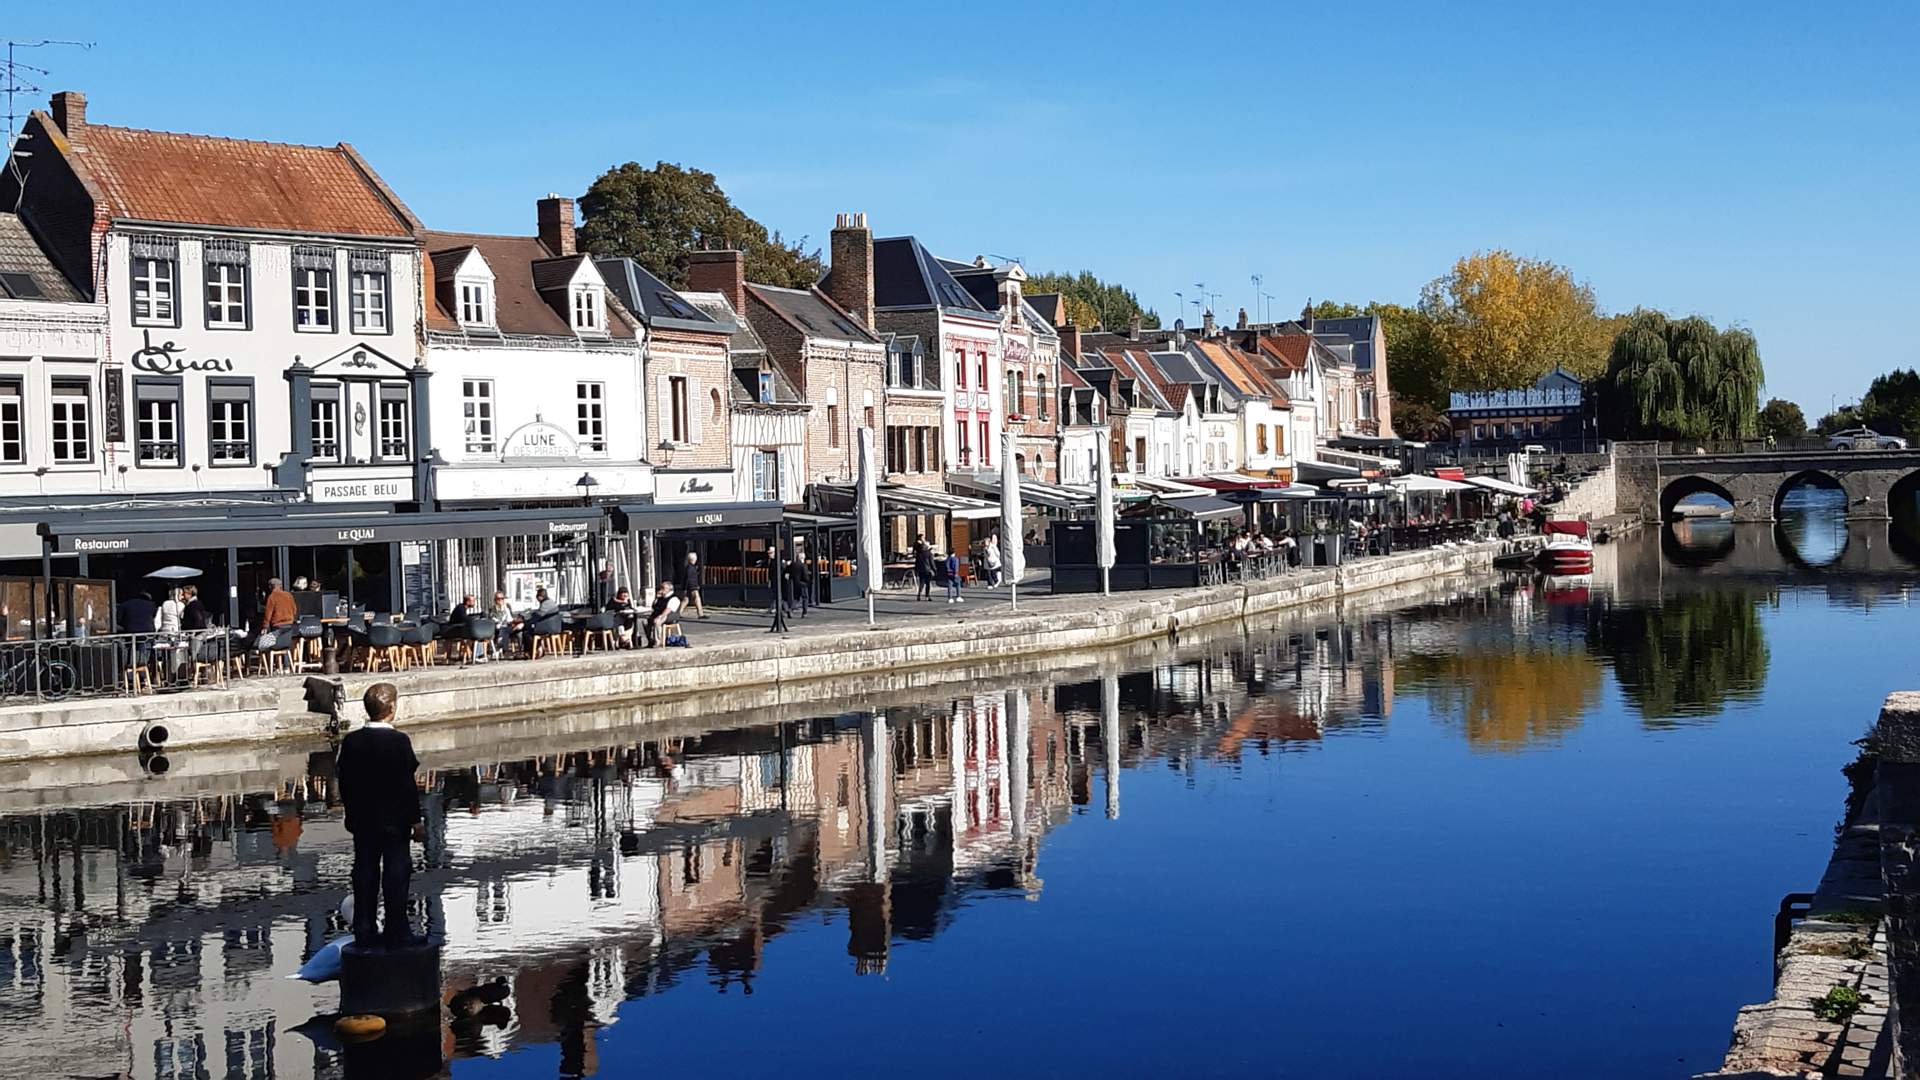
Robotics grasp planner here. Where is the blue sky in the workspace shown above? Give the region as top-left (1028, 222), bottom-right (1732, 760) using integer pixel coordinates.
top-left (9, 1), bottom-right (1915, 414)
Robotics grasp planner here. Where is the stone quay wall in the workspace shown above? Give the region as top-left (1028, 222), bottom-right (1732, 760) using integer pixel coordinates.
top-left (0, 542), bottom-right (1510, 764)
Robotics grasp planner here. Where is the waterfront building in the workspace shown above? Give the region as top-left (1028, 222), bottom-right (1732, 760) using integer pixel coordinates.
top-left (949, 257), bottom-right (1062, 483)
top-left (1446, 367), bottom-right (1588, 447)
top-left (420, 199), bottom-right (657, 605)
top-left (823, 222), bottom-right (1004, 475)
top-left (676, 290), bottom-right (808, 506)
top-left (1, 91), bottom-right (431, 621)
top-left (686, 246), bottom-right (885, 491)
top-left (1248, 329), bottom-right (1331, 464)
top-left (1188, 332), bottom-right (1294, 481)
top-left (1309, 313), bottom-right (1393, 437)
top-left (0, 211), bottom-right (109, 579)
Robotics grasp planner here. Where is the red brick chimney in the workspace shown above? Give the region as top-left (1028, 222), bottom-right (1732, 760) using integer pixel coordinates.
top-left (536, 194), bottom-right (575, 257)
top-left (686, 250), bottom-right (747, 319)
top-left (51, 91), bottom-right (86, 144)
top-left (1060, 320), bottom-right (1082, 361)
top-left (828, 212), bottom-right (875, 330)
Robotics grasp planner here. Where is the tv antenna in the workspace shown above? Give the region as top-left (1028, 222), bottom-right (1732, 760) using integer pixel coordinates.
top-left (5, 39), bottom-right (93, 204)
top-left (1251, 274), bottom-right (1263, 321)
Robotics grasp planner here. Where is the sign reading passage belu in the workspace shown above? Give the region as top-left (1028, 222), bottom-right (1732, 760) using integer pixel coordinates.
top-left (311, 477), bottom-right (415, 503)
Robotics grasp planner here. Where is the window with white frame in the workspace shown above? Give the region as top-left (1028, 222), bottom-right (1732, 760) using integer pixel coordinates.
top-left (311, 385), bottom-right (342, 462)
top-left (668, 376), bottom-right (689, 442)
top-left (49, 377), bottom-right (90, 464)
top-left (572, 286), bottom-right (603, 333)
top-left (0, 378), bottom-right (22, 464)
top-left (350, 257), bottom-right (389, 333)
top-left (458, 280), bottom-right (493, 327)
top-left (130, 238), bottom-right (178, 326)
top-left (292, 248), bottom-right (335, 331)
top-left (203, 240), bottom-right (249, 329)
top-left (207, 380), bottom-right (253, 465)
top-left (377, 386), bottom-right (409, 460)
top-left (135, 379), bottom-right (182, 464)
top-left (462, 379), bottom-right (495, 454)
top-left (576, 381), bottom-right (606, 452)
top-left (752, 449), bottom-right (781, 501)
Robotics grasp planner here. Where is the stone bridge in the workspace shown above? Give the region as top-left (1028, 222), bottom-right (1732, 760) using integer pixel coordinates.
top-left (1613, 444), bottom-right (1920, 522)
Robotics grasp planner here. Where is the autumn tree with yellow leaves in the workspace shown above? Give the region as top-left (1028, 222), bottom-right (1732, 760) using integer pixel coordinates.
top-left (1418, 250), bottom-right (1617, 390)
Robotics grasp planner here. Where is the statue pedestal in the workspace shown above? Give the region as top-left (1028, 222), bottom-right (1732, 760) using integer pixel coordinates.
top-left (340, 940), bottom-right (442, 1019)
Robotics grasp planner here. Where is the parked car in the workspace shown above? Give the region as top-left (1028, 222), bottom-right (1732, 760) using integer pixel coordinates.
top-left (1825, 427), bottom-right (1908, 450)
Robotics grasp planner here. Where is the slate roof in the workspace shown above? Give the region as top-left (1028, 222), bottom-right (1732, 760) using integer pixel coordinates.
top-left (421, 229), bottom-right (634, 339)
top-left (682, 290), bottom-right (768, 360)
top-left (1102, 346), bottom-right (1177, 412)
top-left (0, 212), bottom-right (84, 301)
top-left (596, 257), bottom-right (723, 334)
top-left (74, 123), bottom-right (415, 236)
top-left (1027, 293), bottom-right (1065, 329)
top-left (835, 236), bottom-right (989, 312)
top-left (1311, 315), bottom-right (1378, 371)
top-left (747, 283), bottom-right (879, 343)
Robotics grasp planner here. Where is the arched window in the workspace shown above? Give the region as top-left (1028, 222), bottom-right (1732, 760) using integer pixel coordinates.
top-left (709, 387), bottom-right (722, 424)
top-left (1036, 373), bottom-right (1049, 419)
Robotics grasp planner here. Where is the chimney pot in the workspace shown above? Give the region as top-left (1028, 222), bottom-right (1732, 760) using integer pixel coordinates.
top-left (828, 213), bottom-right (875, 330)
top-left (50, 91), bottom-right (86, 144)
top-left (537, 195), bottom-right (576, 257)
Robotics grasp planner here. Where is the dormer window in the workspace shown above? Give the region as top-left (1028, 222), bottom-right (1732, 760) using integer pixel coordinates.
top-left (572, 285), bottom-right (604, 334)
top-left (458, 279), bottom-right (494, 327)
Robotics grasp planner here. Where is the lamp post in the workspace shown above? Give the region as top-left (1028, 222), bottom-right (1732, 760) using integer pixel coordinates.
top-left (577, 473), bottom-right (602, 604)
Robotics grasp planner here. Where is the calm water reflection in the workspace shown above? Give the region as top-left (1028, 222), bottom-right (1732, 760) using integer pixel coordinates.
top-left (5, 504), bottom-right (1920, 1079)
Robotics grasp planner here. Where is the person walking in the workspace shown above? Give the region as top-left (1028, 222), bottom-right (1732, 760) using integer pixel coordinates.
top-left (983, 536), bottom-right (1003, 588)
top-left (944, 549), bottom-right (963, 604)
top-left (913, 536), bottom-right (934, 601)
top-left (680, 552), bottom-right (706, 619)
top-left (335, 683), bottom-right (425, 949)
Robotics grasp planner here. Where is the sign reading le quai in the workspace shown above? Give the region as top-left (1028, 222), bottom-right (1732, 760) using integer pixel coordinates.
top-left (129, 329), bottom-right (235, 376)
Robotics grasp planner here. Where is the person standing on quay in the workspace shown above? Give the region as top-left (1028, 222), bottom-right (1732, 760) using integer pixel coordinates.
top-left (944, 549), bottom-right (963, 604)
top-left (680, 552), bottom-right (706, 619)
top-left (913, 536), bottom-right (935, 601)
top-left (336, 683), bottom-right (425, 949)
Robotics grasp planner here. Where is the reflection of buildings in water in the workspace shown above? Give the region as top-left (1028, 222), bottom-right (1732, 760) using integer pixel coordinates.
top-left (0, 688), bottom-right (1078, 1079)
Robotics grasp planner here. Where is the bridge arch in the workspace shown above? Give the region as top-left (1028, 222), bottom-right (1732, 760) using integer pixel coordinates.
top-left (1659, 475), bottom-right (1735, 521)
top-left (1772, 469), bottom-right (1847, 519)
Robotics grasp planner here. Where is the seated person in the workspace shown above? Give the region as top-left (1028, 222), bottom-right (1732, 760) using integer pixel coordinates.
top-left (449, 593), bottom-right (476, 624)
top-left (606, 587), bottom-right (640, 647)
top-left (518, 587), bottom-right (559, 655)
top-left (644, 583), bottom-right (682, 649)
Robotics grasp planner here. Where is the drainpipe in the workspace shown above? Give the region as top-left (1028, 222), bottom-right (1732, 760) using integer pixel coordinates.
top-left (408, 362), bottom-right (435, 510)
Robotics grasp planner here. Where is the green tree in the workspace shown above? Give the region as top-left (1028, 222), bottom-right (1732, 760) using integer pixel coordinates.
top-left (1598, 310), bottom-right (1764, 440)
top-left (1419, 250), bottom-right (1614, 389)
top-left (1024, 270), bottom-right (1159, 331)
top-left (1310, 299), bottom-right (1449, 411)
top-left (576, 161), bottom-right (823, 289)
top-left (1756, 398), bottom-right (1808, 442)
top-left (1857, 369), bottom-right (1920, 438)
top-left (1817, 404), bottom-right (1863, 435)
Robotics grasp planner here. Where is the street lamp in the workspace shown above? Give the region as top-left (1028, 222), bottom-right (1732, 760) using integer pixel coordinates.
top-left (576, 472), bottom-right (600, 506)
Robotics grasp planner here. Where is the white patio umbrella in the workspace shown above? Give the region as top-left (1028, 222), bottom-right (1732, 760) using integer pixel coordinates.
top-left (1095, 437), bottom-right (1116, 595)
top-left (1102, 671), bottom-right (1121, 820)
top-left (999, 429), bottom-right (1026, 610)
top-left (855, 426), bottom-right (884, 626)
top-left (145, 566), bottom-right (203, 580)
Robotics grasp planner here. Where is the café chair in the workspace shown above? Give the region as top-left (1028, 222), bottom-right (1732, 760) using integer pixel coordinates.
top-left (191, 636), bottom-right (228, 688)
top-left (122, 653), bottom-right (154, 695)
top-left (401, 620), bottom-right (441, 669)
top-left (293, 615), bottom-right (325, 671)
top-left (363, 624), bottom-right (406, 672)
top-left (529, 612), bottom-right (569, 660)
top-left (455, 617), bottom-right (497, 663)
top-left (579, 612), bottom-right (621, 654)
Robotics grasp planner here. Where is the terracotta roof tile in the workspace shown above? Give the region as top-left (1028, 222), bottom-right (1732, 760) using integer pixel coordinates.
top-left (421, 230), bottom-right (633, 340)
top-left (79, 124), bottom-right (412, 236)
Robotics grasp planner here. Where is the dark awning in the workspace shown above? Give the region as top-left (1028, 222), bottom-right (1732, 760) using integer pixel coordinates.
top-left (611, 501), bottom-right (785, 533)
top-left (1165, 495), bottom-right (1243, 520)
top-left (40, 505), bottom-right (612, 554)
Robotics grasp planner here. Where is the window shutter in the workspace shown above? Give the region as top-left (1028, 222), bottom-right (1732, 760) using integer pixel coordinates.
top-left (688, 379), bottom-right (703, 445)
top-left (655, 374), bottom-right (672, 442)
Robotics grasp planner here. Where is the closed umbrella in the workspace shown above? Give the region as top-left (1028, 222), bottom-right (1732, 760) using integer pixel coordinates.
top-left (1095, 438), bottom-right (1116, 595)
top-left (999, 429), bottom-right (1025, 610)
top-left (855, 426), bottom-right (883, 626)
top-left (1102, 671), bottom-right (1121, 820)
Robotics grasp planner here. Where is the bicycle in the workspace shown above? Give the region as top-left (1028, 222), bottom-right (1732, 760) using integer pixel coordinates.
top-left (0, 646), bottom-right (79, 701)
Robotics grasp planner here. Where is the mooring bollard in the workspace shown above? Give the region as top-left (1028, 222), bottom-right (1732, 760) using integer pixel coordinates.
top-left (339, 939), bottom-right (443, 1019)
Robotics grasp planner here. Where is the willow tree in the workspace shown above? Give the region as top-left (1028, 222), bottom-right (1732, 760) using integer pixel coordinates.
top-left (1599, 310), bottom-right (1764, 440)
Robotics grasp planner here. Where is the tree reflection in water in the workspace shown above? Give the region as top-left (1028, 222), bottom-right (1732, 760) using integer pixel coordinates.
top-left (1405, 650), bottom-right (1605, 751)
top-left (1586, 588), bottom-right (1770, 723)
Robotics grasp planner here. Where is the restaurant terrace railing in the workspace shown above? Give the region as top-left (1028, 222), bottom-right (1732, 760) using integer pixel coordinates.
top-left (0, 629), bottom-right (234, 703)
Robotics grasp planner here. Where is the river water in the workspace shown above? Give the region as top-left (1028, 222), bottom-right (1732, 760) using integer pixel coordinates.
top-left (3, 491), bottom-right (1917, 1079)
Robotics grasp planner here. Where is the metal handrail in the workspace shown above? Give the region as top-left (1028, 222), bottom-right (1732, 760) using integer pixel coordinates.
top-left (0, 629), bottom-right (234, 704)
